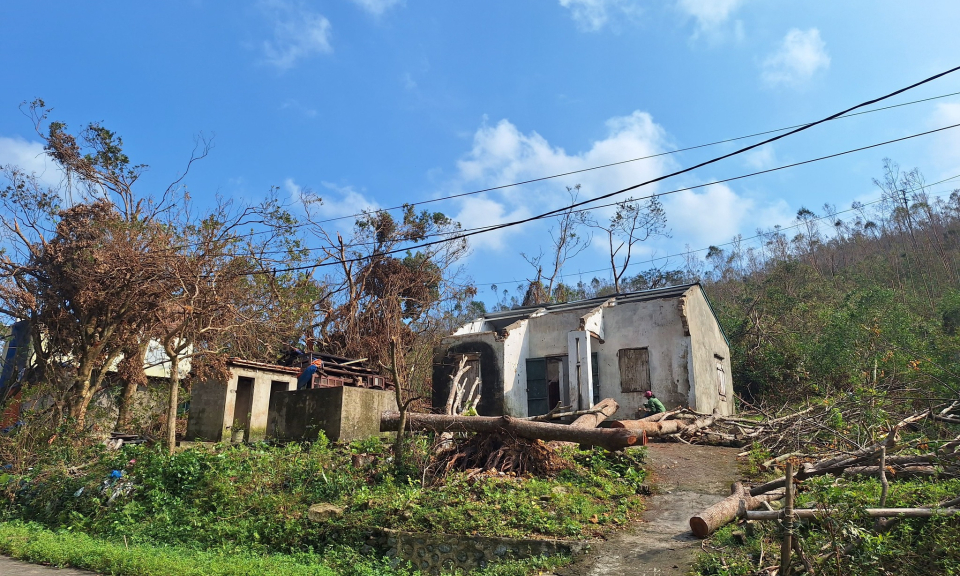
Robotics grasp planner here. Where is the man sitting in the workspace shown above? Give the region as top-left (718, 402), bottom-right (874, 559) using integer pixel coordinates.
top-left (643, 390), bottom-right (666, 416)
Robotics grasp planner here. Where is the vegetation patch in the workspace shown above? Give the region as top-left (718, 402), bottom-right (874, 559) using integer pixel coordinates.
top-left (0, 433), bottom-right (646, 574)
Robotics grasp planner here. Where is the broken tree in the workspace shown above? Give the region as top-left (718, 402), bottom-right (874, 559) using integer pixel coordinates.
top-left (381, 411), bottom-right (641, 451)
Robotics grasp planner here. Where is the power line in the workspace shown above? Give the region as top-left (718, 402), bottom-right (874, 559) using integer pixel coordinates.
top-left (267, 119), bottom-right (960, 274)
top-left (257, 65), bottom-right (960, 273)
top-left (172, 88), bottom-right (960, 253)
top-left (307, 89), bottom-right (960, 226)
top-left (478, 173), bottom-right (960, 288)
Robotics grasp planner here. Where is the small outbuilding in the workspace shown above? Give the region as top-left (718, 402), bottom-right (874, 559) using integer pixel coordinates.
top-left (185, 354), bottom-right (398, 444)
top-left (433, 283), bottom-right (733, 419)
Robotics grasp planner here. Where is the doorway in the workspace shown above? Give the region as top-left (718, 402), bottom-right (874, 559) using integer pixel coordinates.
top-left (233, 377), bottom-right (254, 441)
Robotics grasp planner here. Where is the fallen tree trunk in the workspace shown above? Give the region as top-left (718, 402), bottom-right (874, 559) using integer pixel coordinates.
top-left (610, 419), bottom-right (683, 435)
top-left (381, 411), bottom-right (641, 451)
top-left (639, 407), bottom-right (682, 422)
top-left (746, 508), bottom-right (960, 520)
top-left (570, 398), bottom-right (619, 428)
top-left (610, 416), bottom-right (712, 437)
top-left (689, 482), bottom-right (784, 538)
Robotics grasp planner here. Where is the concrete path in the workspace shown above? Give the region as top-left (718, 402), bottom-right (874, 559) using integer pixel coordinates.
top-left (0, 556), bottom-right (97, 575)
top-left (558, 443), bottom-right (741, 576)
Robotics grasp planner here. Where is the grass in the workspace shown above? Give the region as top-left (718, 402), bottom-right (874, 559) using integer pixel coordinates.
top-left (0, 520), bottom-right (573, 576)
top-left (0, 432), bottom-right (648, 574)
top-left (0, 520), bottom-right (340, 576)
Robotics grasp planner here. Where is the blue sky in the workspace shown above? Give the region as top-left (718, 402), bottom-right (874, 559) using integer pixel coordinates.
top-left (2, 1), bottom-right (960, 302)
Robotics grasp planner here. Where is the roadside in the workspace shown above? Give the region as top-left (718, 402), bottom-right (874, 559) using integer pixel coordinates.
top-left (558, 443), bottom-right (740, 576)
top-left (0, 556), bottom-right (96, 575)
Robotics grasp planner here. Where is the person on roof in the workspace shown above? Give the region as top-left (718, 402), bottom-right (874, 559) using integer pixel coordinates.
top-left (643, 390), bottom-right (666, 415)
top-left (297, 359), bottom-right (323, 390)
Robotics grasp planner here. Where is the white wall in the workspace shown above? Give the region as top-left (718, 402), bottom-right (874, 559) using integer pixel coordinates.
top-left (501, 319), bottom-right (531, 416)
top-left (684, 285), bottom-right (735, 416)
top-left (519, 297), bottom-right (692, 418)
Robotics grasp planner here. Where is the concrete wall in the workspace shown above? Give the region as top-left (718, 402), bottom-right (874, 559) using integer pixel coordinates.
top-left (370, 529), bottom-right (586, 573)
top-left (518, 298), bottom-right (691, 418)
top-left (501, 319), bottom-right (530, 417)
top-left (267, 386), bottom-right (398, 443)
top-left (185, 378), bottom-right (229, 441)
top-left (185, 365), bottom-right (296, 442)
top-left (684, 285), bottom-right (735, 416)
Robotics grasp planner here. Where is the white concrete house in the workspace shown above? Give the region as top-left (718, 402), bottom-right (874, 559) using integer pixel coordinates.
top-left (432, 284), bottom-right (734, 419)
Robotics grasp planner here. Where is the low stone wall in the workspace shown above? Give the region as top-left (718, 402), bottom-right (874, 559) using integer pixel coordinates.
top-left (365, 528), bottom-right (589, 573)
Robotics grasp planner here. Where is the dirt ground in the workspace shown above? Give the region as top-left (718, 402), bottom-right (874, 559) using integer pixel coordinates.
top-left (557, 442), bottom-right (741, 576)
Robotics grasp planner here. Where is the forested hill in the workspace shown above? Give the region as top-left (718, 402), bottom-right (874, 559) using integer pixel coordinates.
top-left (703, 160), bottom-right (960, 406)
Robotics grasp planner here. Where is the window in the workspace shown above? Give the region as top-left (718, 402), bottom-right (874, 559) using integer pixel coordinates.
top-left (716, 355), bottom-right (727, 400)
top-left (618, 348), bottom-right (650, 393)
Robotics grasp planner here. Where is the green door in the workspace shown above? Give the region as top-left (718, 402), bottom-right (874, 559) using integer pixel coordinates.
top-left (591, 352), bottom-right (600, 406)
top-left (526, 358), bottom-right (549, 416)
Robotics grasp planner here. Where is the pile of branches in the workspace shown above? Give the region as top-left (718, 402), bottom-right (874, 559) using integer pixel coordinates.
top-left (611, 397), bottom-right (960, 455)
top-left (429, 432), bottom-right (570, 478)
top-left (689, 407), bottom-right (960, 538)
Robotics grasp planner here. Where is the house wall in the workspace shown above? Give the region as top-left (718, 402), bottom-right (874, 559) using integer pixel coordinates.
top-left (432, 285), bottom-right (734, 419)
top-left (185, 364), bottom-right (297, 442)
top-left (684, 285), bottom-right (735, 416)
top-left (267, 386), bottom-right (398, 443)
top-left (521, 298), bottom-right (692, 418)
top-left (501, 319), bottom-right (530, 417)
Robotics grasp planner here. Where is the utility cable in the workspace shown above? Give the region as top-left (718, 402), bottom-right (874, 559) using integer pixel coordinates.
top-left (308, 89), bottom-right (960, 226)
top-left (264, 119), bottom-right (960, 275)
top-left (169, 88), bottom-right (960, 252)
top-left (254, 65), bottom-right (960, 272)
top-left (477, 173), bottom-right (960, 287)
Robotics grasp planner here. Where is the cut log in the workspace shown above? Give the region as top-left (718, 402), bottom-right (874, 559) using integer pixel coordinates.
top-left (680, 415), bottom-right (716, 436)
top-left (610, 418), bottom-right (689, 436)
top-left (639, 407), bottom-right (682, 422)
top-left (689, 482), bottom-right (785, 538)
top-left (570, 398), bottom-right (619, 428)
top-left (381, 411), bottom-right (640, 451)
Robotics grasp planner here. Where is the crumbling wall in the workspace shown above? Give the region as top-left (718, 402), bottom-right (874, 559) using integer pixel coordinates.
top-left (367, 529), bottom-right (587, 573)
top-left (432, 334), bottom-right (504, 415)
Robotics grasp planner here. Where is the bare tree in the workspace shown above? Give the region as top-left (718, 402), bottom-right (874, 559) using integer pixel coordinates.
top-left (521, 185), bottom-right (591, 304)
top-left (586, 195), bottom-right (669, 293)
top-left (299, 198), bottom-right (475, 402)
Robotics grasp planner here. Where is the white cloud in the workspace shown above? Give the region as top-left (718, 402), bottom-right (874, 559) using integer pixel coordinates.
top-left (761, 28), bottom-right (830, 86)
top-left (260, 0), bottom-right (332, 71)
top-left (0, 135), bottom-right (61, 189)
top-left (279, 99), bottom-right (318, 118)
top-left (451, 196), bottom-right (532, 252)
top-left (558, 0), bottom-right (641, 32)
top-left (931, 102), bottom-right (960, 173)
top-left (742, 144), bottom-right (777, 170)
top-left (449, 110), bottom-right (673, 250)
top-left (676, 0), bottom-right (746, 36)
top-left (285, 179), bottom-right (380, 221)
top-left (349, 0), bottom-right (403, 17)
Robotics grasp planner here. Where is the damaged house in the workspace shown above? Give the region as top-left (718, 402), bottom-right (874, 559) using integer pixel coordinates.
top-left (433, 284), bottom-right (733, 419)
top-left (186, 352), bottom-right (397, 444)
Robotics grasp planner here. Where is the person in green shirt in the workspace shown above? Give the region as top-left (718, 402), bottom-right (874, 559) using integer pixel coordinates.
top-left (643, 390), bottom-right (666, 414)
